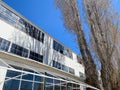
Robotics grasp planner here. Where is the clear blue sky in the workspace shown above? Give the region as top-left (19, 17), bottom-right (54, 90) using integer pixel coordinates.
top-left (2, 0), bottom-right (120, 55)
top-left (3, 0), bottom-right (80, 54)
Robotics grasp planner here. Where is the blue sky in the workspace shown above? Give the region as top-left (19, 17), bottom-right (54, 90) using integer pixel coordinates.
top-left (3, 0), bottom-right (80, 54)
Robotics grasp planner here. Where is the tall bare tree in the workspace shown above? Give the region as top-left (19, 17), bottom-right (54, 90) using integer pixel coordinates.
top-left (83, 0), bottom-right (120, 89)
top-left (55, 0), bottom-right (100, 89)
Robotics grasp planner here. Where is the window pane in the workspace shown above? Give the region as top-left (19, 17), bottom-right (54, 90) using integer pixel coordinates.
top-left (54, 80), bottom-right (61, 90)
top-left (54, 85), bottom-right (60, 90)
top-left (34, 83), bottom-right (43, 90)
top-left (52, 61), bottom-right (61, 69)
top-left (22, 74), bottom-right (33, 81)
top-left (10, 43), bottom-right (28, 58)
top-left (62, 65), bottom-right (69, 72)
top-left (20, 81), bottom-right (33, 90)
top-left (35, 75), bottom-right (43, 82)
top-left (3, 79), bottom-right (20, 90)
top-left (69, 68), bottom-right (75, 75)
top-left (6, 70), bottom-right (21, 79)
top-left (0, 38), bottom-right (10, 51)
top-left (61, 85), bottom-right (66, 90)
top-left (45, 84), bottom-right (53, 90)
top-left (46, 78), bottom-right (53, 83)
top-left (29, 51), bottom-right (43, 63)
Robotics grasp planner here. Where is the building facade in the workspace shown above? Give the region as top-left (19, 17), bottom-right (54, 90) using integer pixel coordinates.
top-left (0, 1), bottom-right (98, 90)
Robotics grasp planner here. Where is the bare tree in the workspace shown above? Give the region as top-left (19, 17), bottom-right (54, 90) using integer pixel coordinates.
top-left (83, 0), bottom-right (120, 89)
top-left (55, 0), bottom-right (100, 89)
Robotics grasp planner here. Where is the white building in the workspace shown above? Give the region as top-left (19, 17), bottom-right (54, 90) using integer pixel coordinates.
top-left (0, 1), bottom-right (99, 90)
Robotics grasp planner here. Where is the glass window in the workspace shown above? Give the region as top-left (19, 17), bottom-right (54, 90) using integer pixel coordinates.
top-left (20, 81), bottom-right (33, 90)
top-left (6, 70), bottom-right (21, 78)
top-left (53, 40), bottom-right (64, 54)
top-left (45, 83), bottom-right (53, 90)
top-left (79, 72), bottom-right (85, 78)
top-left (34, 83), bottom-right (43, 90)
top-left (29, 51), bottom-right (43, 63)
top-left (22, 74), bottom-right (33, 81)
top-left (67, 83), bottom-right (73, 90)
top-left (69, 68), bottom-right (75, 75)
top-left (10, 43), bottom-right (28, 58)
top-left (3, 79), bottom-right (20, 90)
top-left (35, 75), bottom-right (43, 82)
top-left (41, 33), bottom-right (44, 43)
top-left (61, 85), bottom-right (66, 90)
top-left (54, 80), bottom-right (61, 90)
top-left (61, 81), bottom-right (66, 90)
top-left (62, 65), bottom-right (69, 72)
top-left (0, 38), bottom-right (10, 51)
top-left (54, 85), bottom-right (60, 90)
top-left (46, 78), bottom-right (53, 84)
top-left (52, 61), bottom-right (61, 69)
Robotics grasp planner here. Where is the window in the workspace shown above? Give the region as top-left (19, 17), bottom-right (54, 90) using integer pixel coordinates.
top-left (34, 83), bottom-right (43, 90)
top-left (69, 68), bottom-right (75, 75)
top-left (53, 40), bottom-right (64, 54)
top-left (22, 74), bottom-right (33, 80)
top-left (63, 48), bottom-right (73, 59)
top-left (29, 51), bottom-right (43, 63)
top-left (3, 79), bottom-right (20, 90)
top-left (10, 43), bottom-right (28, 57)
top-left (62, 65), bottom-right (69, 72)
top-left (52, 61), bottom-right (61, 69)
top-left (35, 75), bottom-right (43, 82)
top-left (20, 81), bottom-right (33, 90)
top-left (53, 40), bottom-right (73, 59)
top-left (0, 38), bottom-right (10, 51)
top-left (24, 21), bottom-right (44, 43)
top-left (79, 72), bottom-right (85, 78)
top-left (6, 70), bottom-right (21, 79)
top-left (54, 80), bottom-right (61, 90)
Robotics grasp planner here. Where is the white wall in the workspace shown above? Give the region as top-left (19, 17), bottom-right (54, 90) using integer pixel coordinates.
top-left (0, 67), bottom-right (7, 90)
top-left (0, 19), bottom-right (85, 77)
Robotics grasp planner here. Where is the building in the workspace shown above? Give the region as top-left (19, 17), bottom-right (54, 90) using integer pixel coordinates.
top-left (0, 1), bottom-right (99, 90)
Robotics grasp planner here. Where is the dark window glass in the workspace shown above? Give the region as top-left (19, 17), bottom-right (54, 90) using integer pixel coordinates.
top-left (0, 38), bottom-right (10, 51)
top-left (54, 79), bottom-right (60, 84)
top-left (35, 76), bottom-right (43, 82)
top-left (54, 85), bottom-right (60, 90)
top-left (34, 83), bottom-right (43, 90)
top-left (46, 78), bottom-right (53, 83)
top-left (41, 33), bottom-right (44, 43)
top-left (79, 72), bottom-right (85, 78)
top-left (62, 65), bottom-right (69, 72)
top-left (29, 51), bottom-right (43, 63)
top-left (3, 79), bottom-right (20, 90)
top-left (10, 43), bottom-right (28, 57)
top-left (52, 61), bottom-right (61, 69)
top-left (67, 83), bottom-right (73, 90)
top-left (45, 83), bottom-right (53, 90)
top-left (61, 85), bottom-right (66, 90)
top-left (6, 70), bottom-right (21, 78)
top-left (22, 74), bottom-right (33, 81)
top-left (69, 68), bottom-right (75, 75)
top-left (53, 40), bottom-right (64, 54)
top-left (20, 81), bottom-right (33, 90)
